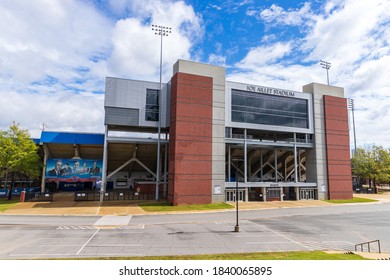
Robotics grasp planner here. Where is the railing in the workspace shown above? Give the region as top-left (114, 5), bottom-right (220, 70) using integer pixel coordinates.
top-left (25, 192), bottom-right (54, 202)
top-left (74, 190), bottom-right (166, 201)
top-left (355, 240), bottom-right (381, 253)
top-left (229, 134), bottom-right (313, 144)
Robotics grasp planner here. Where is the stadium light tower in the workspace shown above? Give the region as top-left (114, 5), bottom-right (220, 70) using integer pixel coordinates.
top-left (320, 60), bottom-right (331, 85)
top-left (152, 24), bottom-right (171, 200)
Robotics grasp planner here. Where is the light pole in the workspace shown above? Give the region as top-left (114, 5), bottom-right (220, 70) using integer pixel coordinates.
top-left (152, 24), bottom-right (171, 200)
top-left (348, 98), bottom-right (357, 155)
top-left (320, 60), bottom-right (331, 85)
top-left (233, 159), bottom-right (242, 232)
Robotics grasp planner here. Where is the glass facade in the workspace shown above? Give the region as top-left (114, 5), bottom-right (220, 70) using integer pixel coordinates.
top-left (145, 89), bottom-right (159, 121)
top-left (231, 89), bottom-right (308, 128)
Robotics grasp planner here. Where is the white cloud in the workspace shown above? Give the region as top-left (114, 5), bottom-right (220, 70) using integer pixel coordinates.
top-left (260, 2), bottom-right (312, 26)
top-left (0, 87), bottom-right (105, 138)
top-left (0, 0), bottom-right (112, 84)
top-left (208, 54), bottom-right (226, 66)
top-left (107, 0), bottom-right (202, 81)
top-left (236, 42), bottom-right (292, 69)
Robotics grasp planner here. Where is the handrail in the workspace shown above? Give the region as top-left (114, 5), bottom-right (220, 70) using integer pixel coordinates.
top-left (355, 240), bottom-right (381, 253)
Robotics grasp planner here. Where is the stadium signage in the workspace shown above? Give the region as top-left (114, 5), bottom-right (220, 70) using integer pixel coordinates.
top-left (246, 85), bottom-right (295, 97)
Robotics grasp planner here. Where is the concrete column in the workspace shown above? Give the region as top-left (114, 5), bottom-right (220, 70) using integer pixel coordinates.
top-left (294, 133), bottom-right (298, 183)
top-left (295, 186), bottom-right (300, 200)
top-left (274, 148), bottom-right (278, 182)
top-left (260, 148), bottom-right (263, 181)
top-left (100, 125), bottom-right (109, 202)
top-left (244, 129), bottom-right (247, 183)
top-left (228, 145), bottom-right (231, 182)
top-left (298, 151), bottom-right (301, 182)
top-left (262, 187), bottom-right (267, 202)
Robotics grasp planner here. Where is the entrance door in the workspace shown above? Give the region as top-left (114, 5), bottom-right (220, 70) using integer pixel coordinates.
top-left (226, 190), bottom-right (244, 202)
top-left (300, 189), bottom-right (315, 200)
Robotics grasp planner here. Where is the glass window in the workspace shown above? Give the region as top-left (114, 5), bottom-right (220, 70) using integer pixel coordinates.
top-left (231, 89), bottom-right (309, 128)
top-left (145, 89), bottom-right (159, 121)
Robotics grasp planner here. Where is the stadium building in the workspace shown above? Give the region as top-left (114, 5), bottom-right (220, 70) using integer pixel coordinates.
top-left (96, 59), bottom-right (353, 205)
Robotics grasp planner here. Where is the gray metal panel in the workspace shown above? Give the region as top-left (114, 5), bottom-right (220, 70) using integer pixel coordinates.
top-left (104, 77), bottom-right (169, 128)
top-left (105, 107), bottom-right (139, 126)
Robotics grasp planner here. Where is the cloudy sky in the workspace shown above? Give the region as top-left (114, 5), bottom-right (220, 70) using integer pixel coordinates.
top-left (0, 0), bottom-right (389, 149)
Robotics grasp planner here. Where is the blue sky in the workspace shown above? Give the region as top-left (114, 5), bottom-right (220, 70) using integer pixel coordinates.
top-left (0, 0), bottom-right (389, 149)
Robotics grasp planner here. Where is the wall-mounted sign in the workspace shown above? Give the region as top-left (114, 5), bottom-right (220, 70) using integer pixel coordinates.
top-left (46, 159), bottom-right (102, 181)
top-left (246, 85), bottom-right (295, 97)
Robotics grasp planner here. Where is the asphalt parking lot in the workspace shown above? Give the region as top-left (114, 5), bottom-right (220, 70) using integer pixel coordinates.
top-left (1, 193), bottom-right (390, 259)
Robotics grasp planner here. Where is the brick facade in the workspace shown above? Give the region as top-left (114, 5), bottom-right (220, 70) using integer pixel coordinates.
top-left (168, 72), bottom-right (213, 205)
top-left (323, 95), bottom-right (353, 199)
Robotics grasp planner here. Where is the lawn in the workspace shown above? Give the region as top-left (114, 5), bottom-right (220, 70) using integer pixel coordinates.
top-left (0, 198), bottom-right (19, 212)
top-left (325, 197), bottom-right (377, 204)
top-left (60, 251), bottom-right (367, 260)
top-left (138, 202), bottom-right (234, 212)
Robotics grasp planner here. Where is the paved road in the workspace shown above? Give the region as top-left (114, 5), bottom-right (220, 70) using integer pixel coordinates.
top-left (0, 203), bottom-right (389, 259)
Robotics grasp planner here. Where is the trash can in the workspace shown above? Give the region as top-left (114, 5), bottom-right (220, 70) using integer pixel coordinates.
top-left (20, 190), bottom-right (26, 202)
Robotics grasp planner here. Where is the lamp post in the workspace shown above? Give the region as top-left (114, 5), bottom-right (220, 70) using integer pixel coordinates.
top-left (233, 159), bottom-right (242, 232)
top-left (320, 60), bottom-right (331, 85)
top-left (348, 98), bottom-right (357, 155)
top-left (152, 24), bottom-right (171, 200)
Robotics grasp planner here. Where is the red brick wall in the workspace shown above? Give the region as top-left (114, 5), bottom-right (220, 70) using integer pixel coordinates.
top-left (323, 95), bottom-right (353, 199)
top-left (168, 72), bottom-right (213, 205)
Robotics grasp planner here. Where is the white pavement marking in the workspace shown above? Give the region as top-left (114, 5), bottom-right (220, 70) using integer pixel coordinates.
top-left (248, 221), bottom-right (313, 251)
top-left (56, 224), bottom-right (144, 230)
top-left (76, 228), bottom-right (100, 255)
top-left (94, 215), bottom-right (132, 226)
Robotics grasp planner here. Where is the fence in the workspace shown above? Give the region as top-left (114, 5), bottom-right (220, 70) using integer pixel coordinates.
top-left (24, 192), bottom-right (54, 202)
top-left (74, 190), bottom-right (166, 201)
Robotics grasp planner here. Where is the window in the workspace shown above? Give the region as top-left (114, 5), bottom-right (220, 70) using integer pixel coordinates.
top-left (145, 89), bottom-right (159, 121)
top-left (116, 178), bottom-right (128, 187)
top-left (231, 89), bottom-right (309, 128)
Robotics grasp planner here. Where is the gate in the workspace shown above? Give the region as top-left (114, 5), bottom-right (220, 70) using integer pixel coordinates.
top-left (300, 189), bottom-right (316, 200)
top-left (225, 190), bottom-right (244, 202)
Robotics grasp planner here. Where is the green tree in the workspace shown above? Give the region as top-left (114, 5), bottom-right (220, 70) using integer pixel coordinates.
top-left (352, 145), bottom-right (390, 190)
top-left (0, 122), bottom-right (42, 199)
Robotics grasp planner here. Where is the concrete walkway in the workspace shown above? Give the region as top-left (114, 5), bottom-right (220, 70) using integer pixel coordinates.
top-left (1, 192), bottom-right (390, 216)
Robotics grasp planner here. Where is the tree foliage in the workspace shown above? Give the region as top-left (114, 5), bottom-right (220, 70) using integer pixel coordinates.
top-left (352, 145), bottom-right (390, 186)
top-left (0, 122), bottom-right (42, 182)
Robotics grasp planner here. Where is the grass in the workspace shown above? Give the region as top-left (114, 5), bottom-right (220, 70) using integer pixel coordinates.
top-left (325, 197), bottom-right (377, 204)
top-left (54, 251), bottom-right (368, 260)
top-left (138, 202), bottom-right (234, 212)
top-left (0, 198), bottom-right (19, 212)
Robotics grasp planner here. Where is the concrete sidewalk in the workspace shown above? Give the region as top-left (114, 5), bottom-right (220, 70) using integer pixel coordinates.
top-left (1, 192), bottom-right (389, 216)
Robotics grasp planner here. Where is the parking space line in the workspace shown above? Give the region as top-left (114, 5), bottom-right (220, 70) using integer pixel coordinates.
top-left (76, 228), bottom-right (100, 255)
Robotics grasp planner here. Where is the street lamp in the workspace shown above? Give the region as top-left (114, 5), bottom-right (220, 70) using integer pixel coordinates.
top-left (233, 159), bottom-right (243, 232)
top-left (348, 98), bottom-right (357, 155)
top-left (320, 60), bottom-right (331, 85)
top-left (152, 24), bottom-right (171, 200)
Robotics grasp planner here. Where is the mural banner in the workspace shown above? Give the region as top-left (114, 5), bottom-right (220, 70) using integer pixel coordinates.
top-left (46, 159), bottom-right (102, 181)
